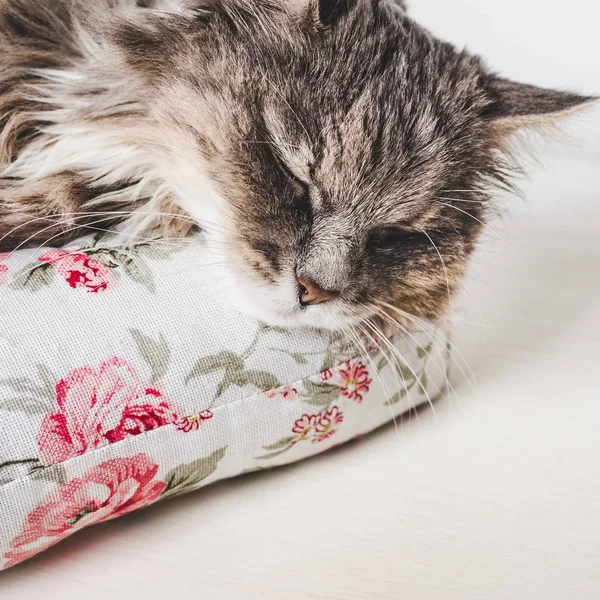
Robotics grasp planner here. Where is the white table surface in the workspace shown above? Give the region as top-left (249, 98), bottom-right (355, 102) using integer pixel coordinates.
top-left (1, 2), bottom-right (599, 598)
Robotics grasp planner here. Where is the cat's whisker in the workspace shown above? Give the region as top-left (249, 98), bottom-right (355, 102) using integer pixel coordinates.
top-left (357, 323), bottom-right (408, 434)
top-left (0, 209), bottom-right (120, 246)
top-left (159, 261), bottom-right (231, 280)
top-left (11, 214), bottom-right (136, 258)
top-left (437, 202), bottom-right (506, 242)
top-left (365, 322), bottom-right (425, 425)
top-left (4, 213), bottom-right (196, 256)
top-left (418, 227), bottom-right (451, 304)
top-left (6, 218), bottom-right (222, 284)
top-left (365, 342), bottom-right (404, 437)
top-left (435, 196), bottom-right (487, 204)
top-left (391, 311), bottom-right (473, 392)
top-left (241, 140), bottom-right (306, 152)
top-left (7, 223), bottom-right (136, 284)
top-left (379, 300), bottom-right (477, 391)
top-left (258, 68), bottom-right (314, 148)
top-left (451, 315), bottom-right (500, 329)
top-left (364, 316), bottom-right (438, 422)
top-left (347, 323), bottom-right (392, 401)
top-left (441, 189), bottom-right (487, 194)
top-left (454, 279), bottom-right (490, 328)
top-left (376, 307), bottom-right (461, 410)
top-left (438, 200), bottom-right (537, 290)
top-left (2, 207), bottom-right (239, 250)
top-left (76, 175), bottom-right (235, 235)
top-left (363, 315), bottom-right (438, 419)
top-left (202, 280), bottom-right (239, 301)
top-left (334, 316), bottom-right (401, 439)
top-left (367, 303), bottom-right (459, 406)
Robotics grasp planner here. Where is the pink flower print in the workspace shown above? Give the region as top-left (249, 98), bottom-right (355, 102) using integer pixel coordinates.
top-left (38, 249), bottom-right (116, 293)
top-left (291, 407), bottom-right (344, 444)
top-left (321, 369), bottom-right (334, 381)
top-left (2, 454), bottom-right (166, 569)
top-left (359, 329), bottom-right (381, 352)
top-left (37, 357), bottom-right (179, 466)
top-left (176, 410), bottom-right (214, 433)
top-left (321, 360), bottom-right (372, 401)
top-left (104, 394), bottom-right (179, 443)
top-left (336, 359), bottom-right (372, 403)
top-left (266, 385), bottom-right (299, 401)
top-left (282, 386), bottom-right (298, 400)
top-left (0, 252), bottom-right (10, 286)
top-left (312, 406), bottom-right (344, 443)
top-left (292, 413), bottom-right (321, 442)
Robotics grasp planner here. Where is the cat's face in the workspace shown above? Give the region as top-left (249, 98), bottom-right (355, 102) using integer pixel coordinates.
top-left (117, 0), bottom-right (593, 330)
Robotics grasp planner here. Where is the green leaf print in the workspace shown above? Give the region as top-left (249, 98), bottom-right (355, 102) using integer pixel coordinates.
top-left (395, 361), bottom-right (418, 383)
top-left (0, 363), bottom-right (57, 414)
top-left (319, 332), bottom-right (355, 372)
top-left (162, 447), bottom-right (227, 498)
top-left (187, 327), bottom-right (282, 400)
top-left (385, 386), bottom-right (410, 406)
top-left (134, 241), bottom-right (186, 260)
top-left (217, 369), bottom-right (281, 396)
top-left (302, 379), bottom-right (341, 407)
top-left (0, 397), bottom-right (52, 415)
top-left (9, 263), bottom-right (55, 292)
top-left (418, 372), bottom-right (429, 395)
top-left (256, 446), bottom-right (296, 461)
top-left (417, 341), bottom-right (434, 359)
top-left (377, 355), bottom-right (389, 372)
top-left (271, 349), bottom-right (310, 365)
top-left (30, 462), bottom-right (68, 486)
top-left (262, 437), bottom-right (297, 451)
top-left (0, 459), bottom-right (67, 486)
top-left (130, 329), bottom-right (171, 383)
top-left (186, 352), bottom-right (244, 384)
top-left (118, 255), bottom-right (156, 293)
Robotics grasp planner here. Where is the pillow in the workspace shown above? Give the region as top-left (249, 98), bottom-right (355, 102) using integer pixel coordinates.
top-left (0, 236), bottom-right (450, 570)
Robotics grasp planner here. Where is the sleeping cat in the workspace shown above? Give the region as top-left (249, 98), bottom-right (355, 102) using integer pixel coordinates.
top-left (0, 0), bottom-right (595, 329)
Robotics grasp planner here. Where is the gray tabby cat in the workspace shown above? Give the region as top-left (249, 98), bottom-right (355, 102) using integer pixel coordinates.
top-left (0, 0), bottom-right (595, 329)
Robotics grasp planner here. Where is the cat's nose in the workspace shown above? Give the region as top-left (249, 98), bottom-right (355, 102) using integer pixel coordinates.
top-left (297, 277), bottom-right (339, 306)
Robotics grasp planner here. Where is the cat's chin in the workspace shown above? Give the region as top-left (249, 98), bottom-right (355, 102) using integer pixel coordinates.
top-left (223, 277), bottom-right (359, 332)
top-left (230, 296), bottom-right (356, 332)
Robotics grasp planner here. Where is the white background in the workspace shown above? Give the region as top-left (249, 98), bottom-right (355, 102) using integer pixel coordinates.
top-left (1, 1), bottom-right (599, 598)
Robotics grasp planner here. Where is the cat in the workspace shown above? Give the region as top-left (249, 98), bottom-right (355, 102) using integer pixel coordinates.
top-left (0, 0), bottom-right (595, 330)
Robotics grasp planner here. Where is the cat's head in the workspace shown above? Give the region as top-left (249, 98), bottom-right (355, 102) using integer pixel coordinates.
top-left (114, 0), bottom-right (595, 330)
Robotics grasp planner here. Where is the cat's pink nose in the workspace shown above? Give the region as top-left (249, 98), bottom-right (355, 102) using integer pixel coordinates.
top-left (298, 277), bottom-right (339, 306)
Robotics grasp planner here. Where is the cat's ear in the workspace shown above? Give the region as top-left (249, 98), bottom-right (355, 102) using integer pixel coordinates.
top-left (288, 0), bottom-right (357, 27)
top-left (484, 75), bottom-right (598, 134)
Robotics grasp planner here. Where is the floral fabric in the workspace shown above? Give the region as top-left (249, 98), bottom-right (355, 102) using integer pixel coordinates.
top-left (0, 234), bottom-right (450, 570)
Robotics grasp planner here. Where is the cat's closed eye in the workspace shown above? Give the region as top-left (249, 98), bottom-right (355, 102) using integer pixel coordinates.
top-left (367, 226), bottom-right (416, 252)
top-left (267, 147), bottom-right (311, 209)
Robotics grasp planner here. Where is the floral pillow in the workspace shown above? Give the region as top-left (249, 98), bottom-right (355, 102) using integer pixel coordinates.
top-left (0, 236), bottom-right (450, 570)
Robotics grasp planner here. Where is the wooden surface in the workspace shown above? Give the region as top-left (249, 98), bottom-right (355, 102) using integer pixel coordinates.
top-left (1, 1), bottom-right (599, 598)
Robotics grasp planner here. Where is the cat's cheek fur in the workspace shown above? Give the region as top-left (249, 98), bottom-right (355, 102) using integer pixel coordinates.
top-left (227, 283), bottom-right (364, 330)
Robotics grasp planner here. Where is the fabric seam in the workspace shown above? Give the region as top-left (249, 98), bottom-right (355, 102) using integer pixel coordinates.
top-left (0, 352), bottom-right (368, 493)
